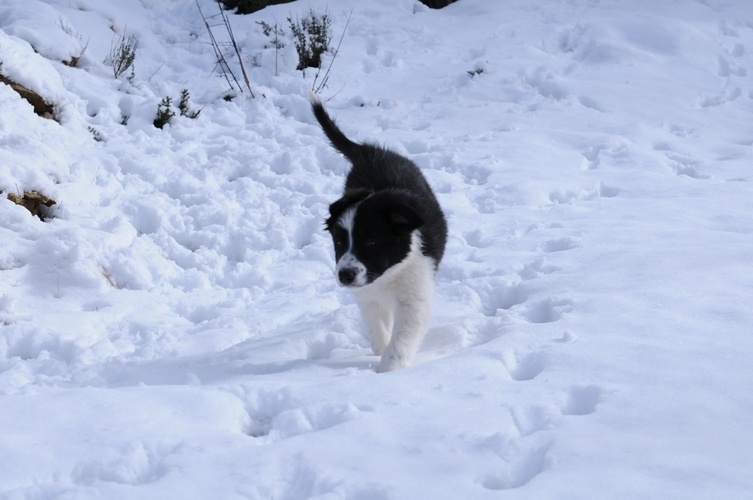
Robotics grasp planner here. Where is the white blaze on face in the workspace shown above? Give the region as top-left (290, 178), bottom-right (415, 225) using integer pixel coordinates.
top-left (336, 206), bottom-right (368, 287)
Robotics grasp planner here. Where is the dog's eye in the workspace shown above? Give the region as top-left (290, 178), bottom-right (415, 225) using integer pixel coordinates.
top-left (365, 238), bottom-right (378, 248)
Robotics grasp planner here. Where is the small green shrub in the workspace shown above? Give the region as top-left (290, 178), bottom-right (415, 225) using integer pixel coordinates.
top-left (257, 21), bottom-right (285, 50)
top-left (154, 91), bottom-right (200, 129)
top-left (178, 89), bottom-right (200, 119)
top-left (153, 96), bottom-right (175, 129)
top-left (88, 126), bottom-right (104, 142)
top-left (288, 9), bottom-right (331, 71)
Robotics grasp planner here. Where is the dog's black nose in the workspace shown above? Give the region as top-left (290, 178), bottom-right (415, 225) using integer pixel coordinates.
top-left (338, 268), bottom-right (357, 285)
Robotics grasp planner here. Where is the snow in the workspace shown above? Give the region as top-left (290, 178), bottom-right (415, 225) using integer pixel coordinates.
top-left (1, 0), bottom-right (752, 498)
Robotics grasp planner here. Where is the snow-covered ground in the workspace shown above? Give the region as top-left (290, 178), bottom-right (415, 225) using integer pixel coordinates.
top-left (1, 0), bottom-right (752, 497)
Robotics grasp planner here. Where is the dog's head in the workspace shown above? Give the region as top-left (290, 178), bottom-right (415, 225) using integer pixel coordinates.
top-left (325, 189), bottom-right (424, 288)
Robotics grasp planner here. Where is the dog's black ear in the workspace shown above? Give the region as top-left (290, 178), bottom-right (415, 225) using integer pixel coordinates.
top-left (388, 203), bottom-right (424, 233)
top-left (325, 189), bottom-right (372, 232)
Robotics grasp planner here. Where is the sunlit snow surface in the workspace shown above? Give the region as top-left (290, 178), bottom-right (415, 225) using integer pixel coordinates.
top-left (1, 0), bottom-right (752, 498)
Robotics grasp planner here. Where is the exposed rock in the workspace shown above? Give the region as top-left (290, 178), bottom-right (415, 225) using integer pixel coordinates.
top-left (0, 74), bottom-right (56, 120)
top-left (4, 190), bottom-right (57, 220)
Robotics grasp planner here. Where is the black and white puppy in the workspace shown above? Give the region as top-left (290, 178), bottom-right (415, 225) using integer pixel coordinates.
top-left (310, 92), bottom-right (448, 372)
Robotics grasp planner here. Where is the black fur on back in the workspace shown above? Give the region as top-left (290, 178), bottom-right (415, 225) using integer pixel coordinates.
top-left (311, 93), bottom-right (448, 266)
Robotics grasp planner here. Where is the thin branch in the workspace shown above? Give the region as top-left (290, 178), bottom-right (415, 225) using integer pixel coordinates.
top-left (145, 62), bottom-right (165, 83)
top-left (313, 9), bottom-right (352, 94)
top-left (196, 0), bottom-right (241, 92)
top-left (217, 1), bottom-right (255, 98)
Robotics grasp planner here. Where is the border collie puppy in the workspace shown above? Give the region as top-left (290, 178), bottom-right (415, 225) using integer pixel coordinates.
top-left (310, 92), bottom-right (448, 372)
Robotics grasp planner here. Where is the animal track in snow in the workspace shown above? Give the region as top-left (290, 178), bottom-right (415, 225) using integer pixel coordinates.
top-left (243, 388), bottom-right (364, 443)
top-left (717, 52), bottom-right (747, 77)
top-left (524, 298), bottom-right (574, 324)
top-left (698, 86), bottom-right (742, 108)
top-left (461, 164), bottom-right (493, 186)
top-left (471, 188), bottom-right (512, 214)
top-left (548, 190), bottom-right (582, 204)
top-left (380, 51), bottom-right (401, 68)
top-left (509, 405), bottom-right (556, 437)
top-left (598, 183), bottom-right (621, 198)
top-left (562, 385), bottom-right (603, 416)
top-left (581, 140), bottom-right (629, 170)
top-left (305, 332), bottom-right (362, 361)
top-left (72, 441), bottom-right (177, 486)
top-left (518, 259), bottom-right (560, 280)
top-left (549, 182), bottom-right (620, 205)
top-left (463, 229), bottom-right (494, 249)
top-left (500, 350), bottom-right (547, 382)
top-left (523, 67), bottom-right (569, 101)
top-left (480, 438), bottom-right (553, 491)
top-left (662, 124), bottom-right (698, 138)
top-left (542, 237), bottom-right (579, 253)
top-left (478, 380), bottom-right (599, 490)
top-left (267, 455), bottom-right (391, 500)
top-left (666, 152), bottom-right (710, 179)
top-left (476, 280), bottom-right (529, 317)
top-left (577, 95), bottom-right (605, 112)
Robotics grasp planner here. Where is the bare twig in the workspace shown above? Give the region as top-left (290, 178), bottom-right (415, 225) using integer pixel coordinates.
top-left (257, 20), bottom-right (285, 77)
top-left (312, 9), bottom-right (352, 94)
top-left (217, 1), bottom-right (255, 97)
top-left (196, 0), bottom-right (242, 93)
top-left (274, 22), bottom-right (281, 77)
top-left (101, 266), bottom-right (117, 288)
top-left (145, 62), bottom-right (165, 83)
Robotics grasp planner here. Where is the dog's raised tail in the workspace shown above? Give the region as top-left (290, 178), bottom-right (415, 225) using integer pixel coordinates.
top-left (309, 90), bottom-right (360, 161)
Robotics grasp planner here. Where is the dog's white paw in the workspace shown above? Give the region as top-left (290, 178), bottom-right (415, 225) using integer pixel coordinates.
top-left (376, 349), bottom-right (409, 373)
top-left (369, 335), bottom-right (388, 356)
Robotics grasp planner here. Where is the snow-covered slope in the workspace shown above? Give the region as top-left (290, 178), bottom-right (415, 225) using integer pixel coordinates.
top-left (1, 0), bottom-right (752, 498)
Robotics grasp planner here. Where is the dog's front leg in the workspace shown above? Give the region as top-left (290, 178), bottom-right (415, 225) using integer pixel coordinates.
top-left (377, 298), bottom-right (430, 373)
top-left (356, 297), bottom-right (393, 356)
